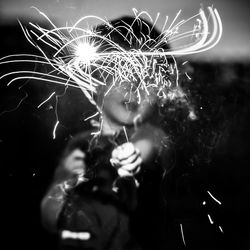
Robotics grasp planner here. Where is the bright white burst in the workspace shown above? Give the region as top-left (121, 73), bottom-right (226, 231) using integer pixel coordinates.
top-left (75, 42), bottom-right (98, 65)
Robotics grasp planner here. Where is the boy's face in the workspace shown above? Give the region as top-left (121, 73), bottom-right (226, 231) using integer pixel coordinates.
top-left (101, 82), bottom-right (156, 125)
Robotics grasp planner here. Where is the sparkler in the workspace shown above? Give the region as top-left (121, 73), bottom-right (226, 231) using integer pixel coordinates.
top-left (0, 7), bottom-right (222, 104)
top-left (0, 6), bottom-right (222, 137)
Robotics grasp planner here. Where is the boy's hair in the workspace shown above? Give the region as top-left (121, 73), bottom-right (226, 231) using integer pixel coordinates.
top-left (95, 16), bottom-right (170, 51)
top-left (92, 16), bottom-right (172, 104)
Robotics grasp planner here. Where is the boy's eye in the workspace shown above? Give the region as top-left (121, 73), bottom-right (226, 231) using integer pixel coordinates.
top-left (124, 101), bottom-right (138, 111)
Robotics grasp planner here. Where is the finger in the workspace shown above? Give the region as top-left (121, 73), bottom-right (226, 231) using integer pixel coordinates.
top-left (64, 149), bottom-right (85, 167)
top-left (119, 150), bottom-right (140, 166)
top-left (110, 158), bottom-right (121, 168)
top-left (133, 165), bottom-right (141, 175)
top-left (64, 161), bottom-right (85, 173)
top-left (117, 143), bottom-right (136, 160)
top-left (72, 167), bottom-right (85, 175)
top-left (117, 168), bottom-right (133, 177)
top-left (71, 149), bottom-right (86, 159)
top-left (122, 156), bottom-right (142, 172)
top-left (111, 148), bottom-right (119, 159)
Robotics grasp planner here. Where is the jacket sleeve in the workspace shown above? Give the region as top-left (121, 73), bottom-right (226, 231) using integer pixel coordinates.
top-left (40, 171), bottom-right (79, 233)
top-left (40, 131), bottom-right (91, 233)
top-left (41, 181), bottom-right (67, 233)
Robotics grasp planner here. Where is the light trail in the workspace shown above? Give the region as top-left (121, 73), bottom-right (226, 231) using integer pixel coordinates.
top-left (0, 6), bottom-right (222, 138)
top-left (207, 214), bottom-right (214, 224)
top-left (207, 190), bottom-right (222, 205)
top-left (53, 120), bottom-right (59, 139)
top-left (180, 223), bottom-right (186, 246)
top-left (37, 92), bottom-right (55, 108)
top-left (0, 6), bottom-right (222, 106)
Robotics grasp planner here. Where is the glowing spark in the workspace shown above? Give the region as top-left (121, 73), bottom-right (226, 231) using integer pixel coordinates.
top-left (53, 120), bottom-right (59, 139)
top-left (180, 223), bottom-right (186, 246)
top-left (219, 226), bottom-right (224, 233)
top-left (123, 126), bottom-right (129, 142)
top-left (91, 131), bottom-right (101, 136)
top-left (84, 111), bottom-right (100, 121)
top-left (207, 190), bottom-right (222, 205)
top-left (37, 92), bottom-right (55, 108)
top-left (207, 214), bottom-right (214, 224)
top-left (185, 72), bottom-right (192, 80)
top-left (202, 201), bottom-right (206, 205)
top-left (0, 92), bottom-right (28, 116)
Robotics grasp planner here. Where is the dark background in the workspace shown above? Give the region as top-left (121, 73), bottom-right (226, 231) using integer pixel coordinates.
top-left (1, 11), bottom-right (250, 250)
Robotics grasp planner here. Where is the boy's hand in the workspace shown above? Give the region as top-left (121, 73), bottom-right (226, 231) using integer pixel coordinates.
top-left (61, 149), bottom-right (87, 189)
top-left (110, 142), bottom-right (142, 177)
top-left (63, 149), bottom-right (86, 176)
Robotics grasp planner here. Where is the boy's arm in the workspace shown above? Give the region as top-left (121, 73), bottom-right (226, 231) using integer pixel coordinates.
top-left (41, 149), bottom-right (86, 233)
top-left (41, 181), bottom-right (70, 233)
top-left (110, 124), bottom-right (169, 178)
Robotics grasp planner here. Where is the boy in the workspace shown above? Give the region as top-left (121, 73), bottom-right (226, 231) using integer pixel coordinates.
top-left (41, 16), bottom-right (171, 250)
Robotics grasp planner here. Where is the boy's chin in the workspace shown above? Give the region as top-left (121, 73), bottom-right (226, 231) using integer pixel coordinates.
top-left (116, 114), bottom-right (144, 126)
